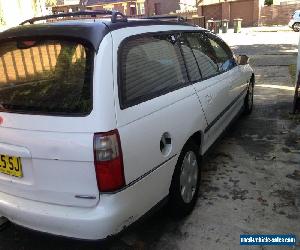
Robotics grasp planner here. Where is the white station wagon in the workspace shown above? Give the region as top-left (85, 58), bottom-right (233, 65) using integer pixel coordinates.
top-left (0, 11), bottom-right (254, 240)
top-left (289, 10), bottom-right (300, 31)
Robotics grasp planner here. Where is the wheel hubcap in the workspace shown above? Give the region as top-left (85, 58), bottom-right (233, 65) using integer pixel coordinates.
top-left (294, 23), bottom-right (300, 31)
top-left (180, 151), bottom-right (198, 203)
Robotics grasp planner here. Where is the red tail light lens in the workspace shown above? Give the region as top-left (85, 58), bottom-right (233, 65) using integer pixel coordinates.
top-left (93, 130), bottom-right (125, 192)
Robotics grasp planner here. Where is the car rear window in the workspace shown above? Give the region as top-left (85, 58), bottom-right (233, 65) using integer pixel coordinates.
top-left (0, 39), bottom-right (93, 115)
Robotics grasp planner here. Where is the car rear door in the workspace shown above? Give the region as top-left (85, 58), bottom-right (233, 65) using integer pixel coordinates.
top-left (205, 33), bottom-right (246, 104)
top-left (111, 27), bottom-right (207, 188)
top-left (184, 32), bottom-right (231, 150)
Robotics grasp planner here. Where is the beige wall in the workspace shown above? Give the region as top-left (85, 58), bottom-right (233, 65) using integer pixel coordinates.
top-left (200, 0), bottom-right (247, 5)
top-left (0, 0), bottom-right (46, 27)
top-left (200, 0), bottom-right (222, 5)
top-left (179, 0), bottom-right (197, 12)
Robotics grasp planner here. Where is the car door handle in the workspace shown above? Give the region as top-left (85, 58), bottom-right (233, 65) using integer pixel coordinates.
top-left (205, 95), bottom-right (213, 104)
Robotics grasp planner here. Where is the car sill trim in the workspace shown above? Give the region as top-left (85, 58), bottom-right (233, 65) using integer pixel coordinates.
top-left (204, 87), bottom-right (248, 134)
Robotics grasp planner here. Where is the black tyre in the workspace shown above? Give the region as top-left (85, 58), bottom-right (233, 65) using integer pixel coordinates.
top-left (0, 218), bottom-right (10, 231)
top-left (169, 141), bottom-right (201, 218)
top-left (244, 80), bottom-right (254, 115)
top-left (292, 22), bottom-right (300, 32)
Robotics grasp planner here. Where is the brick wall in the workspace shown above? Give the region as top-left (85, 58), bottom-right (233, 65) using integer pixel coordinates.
top-left (252, 0), bottom-right (263, 26)
top-left (221, 2), bottom-right (230, 20)
top-left (199, 0), bottom-right (257, 27)
top-left (230, 0), bottom-right (254, 26)
top-left (260, 3), bottom-right (300, 25)
top-left (201, 3), bottom-right (222, 20)
top-left (197, 0), bottom-right (300, 27)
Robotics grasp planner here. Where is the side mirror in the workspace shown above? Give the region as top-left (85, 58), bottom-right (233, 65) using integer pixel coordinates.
top-left (237, 55), bottom-right (249, 65)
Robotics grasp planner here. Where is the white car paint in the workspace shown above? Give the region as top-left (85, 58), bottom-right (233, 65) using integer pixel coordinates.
top-left (0, 154), bottom-right (177, 239)
top-left (289, 10), bottom-right (300, 30)
top-left (0, 23), bottom-right (253, 240)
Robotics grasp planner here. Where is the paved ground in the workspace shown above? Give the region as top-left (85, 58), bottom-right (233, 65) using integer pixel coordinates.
top-left (0, 30), bottom-right (299, 250)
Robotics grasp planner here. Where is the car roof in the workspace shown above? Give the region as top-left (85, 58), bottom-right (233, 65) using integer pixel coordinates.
top-left (0, 21), bottom-right (109, 51)
top-left (0, 18), bottom-right (201, 52)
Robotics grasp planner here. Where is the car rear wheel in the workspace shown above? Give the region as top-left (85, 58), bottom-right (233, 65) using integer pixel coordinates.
top-left (0, 217), bottom-right (10, 231)
top-left (169, 141), bottom-right (201, 218)
top-left (292, 22), bottom-right (300, 32)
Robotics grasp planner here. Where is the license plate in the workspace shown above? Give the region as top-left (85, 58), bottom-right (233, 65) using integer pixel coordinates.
top-left (0, 154), bottom-right (23, 178)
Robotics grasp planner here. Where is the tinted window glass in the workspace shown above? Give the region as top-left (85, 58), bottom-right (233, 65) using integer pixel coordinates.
top-left (206, 34), bottom-right (236, 72)
top-left (179, 35), bottom-right (201, 82)
top-left (120, 34), bottom-right (188, 107)
top-left (0, 40), bottom-right (92, 115)
top-left (186, 33), bottom-right (219, 79)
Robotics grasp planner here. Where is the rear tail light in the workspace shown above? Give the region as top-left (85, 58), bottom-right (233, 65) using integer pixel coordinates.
top-left (93, 130), bottom-right (125, 192)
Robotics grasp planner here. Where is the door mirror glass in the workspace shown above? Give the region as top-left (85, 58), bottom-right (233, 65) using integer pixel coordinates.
top-left (237, 55), bottom-right (249, 65)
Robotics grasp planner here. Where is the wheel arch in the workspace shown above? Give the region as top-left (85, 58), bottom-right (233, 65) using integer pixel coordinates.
top-left (183, 130), bottom-right (203, 156)
top-left (168, 130), bottom-right (203, 217)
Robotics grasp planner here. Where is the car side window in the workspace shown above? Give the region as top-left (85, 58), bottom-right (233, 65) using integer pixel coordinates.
top-left (178, 34), bottom-right (201, 82)
top-left (119, 34), bottom-right (188, 108)
top-left (206, 33), bottom-right (236, 72)
top-left (185, 33), bottom-right (219, 79)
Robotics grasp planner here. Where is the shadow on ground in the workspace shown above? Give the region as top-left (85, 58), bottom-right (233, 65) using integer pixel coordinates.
top-left (231, 44), bottom-right (298, 56)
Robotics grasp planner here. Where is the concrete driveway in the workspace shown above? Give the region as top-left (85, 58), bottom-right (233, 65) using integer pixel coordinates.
top-left (0, 30), bottom-right (299, 250)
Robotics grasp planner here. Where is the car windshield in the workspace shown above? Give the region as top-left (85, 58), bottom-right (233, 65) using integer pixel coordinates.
top-left (0, 39), bottom-right (93, 115)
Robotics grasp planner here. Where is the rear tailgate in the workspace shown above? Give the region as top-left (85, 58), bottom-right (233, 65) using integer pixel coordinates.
top-left (0, 125), bottom-right (99, 208)
top-left (0, 37), bottom-right (102, 207)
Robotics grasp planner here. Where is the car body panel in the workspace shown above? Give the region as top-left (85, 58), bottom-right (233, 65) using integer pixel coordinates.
top-left (0, 20), bottom-right (254, 240)
top-left (0, 153), bottom-right (178, 239)
top-left (111, 25), bottom-right (208, 184)
top-left (289, 10), bottom-right (300, 28)
top-left (0, 33), bottom-right (117, 208)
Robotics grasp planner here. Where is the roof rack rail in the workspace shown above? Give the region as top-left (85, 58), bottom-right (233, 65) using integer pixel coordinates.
top-left (140, 15), bottom-right (186, 22)
top-left (20, 10), bottom-right (128, 25)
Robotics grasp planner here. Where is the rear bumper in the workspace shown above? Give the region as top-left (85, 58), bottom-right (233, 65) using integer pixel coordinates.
top-left (0, 155), bottom-right (177, 240)
top-left (0, 190), bottom-right (128, 240)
